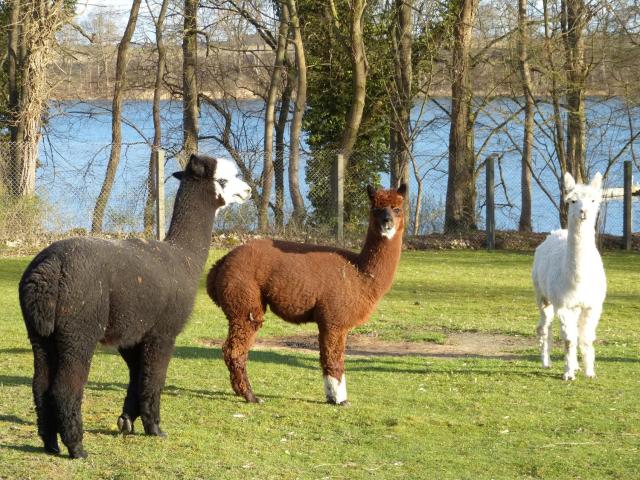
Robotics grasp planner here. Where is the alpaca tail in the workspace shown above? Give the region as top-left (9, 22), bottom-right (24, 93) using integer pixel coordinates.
top-left (19, 253), bottom-right (61, 337)
top-left (206, 255), bottom-right (227, 306)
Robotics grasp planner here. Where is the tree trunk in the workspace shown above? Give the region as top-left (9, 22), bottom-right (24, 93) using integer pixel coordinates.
top-left (562, 0), bottom-right (588, 183)
top-left (542, 0), bottom-right (569, 226)
top-left (182, 0), bottom-right (199, 166)
top-left (144, 0), bottom-right (170, 237)
top-left (92, 0), bottom-right (142, 234)
top-left (6, 0), bottom-right (23, 196)
top-left (444, 0), bottom-right (479, 233)
top-left (274, 72), bottom-right (293, 230)
top-left (518, 0), bottom-right (533, 232)
top-left (9, 0), bottom-right (68, 197)
top-left (286, 0), bottom-right (307, 226)
top-left (339, 0), bottom-right (368, 162)
top-left (260, 2), bottom-right (289, 232)
top-left (390, 0), bottom-right (412, 201)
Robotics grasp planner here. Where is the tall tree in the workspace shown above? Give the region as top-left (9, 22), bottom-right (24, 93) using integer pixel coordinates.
top-left (143, 0), bottom-right (170, 237)
top-left (339, 0), bottom-right (368, 162)
top-left (7, 0), bottom-right (70, 197)
top-left (561, 0), bottom-right (589, 183)
top-left (444, 0), bottom-right (479, 233)
top-left (260, 1), bottom-right (289, 231)
top-left (92, 0), bottom-right (142, 233)
top-left (286, 0), bottom-right (307, 226)
top-left (183, 0), bottom-right (199, 165)
top-left (390, 0), bottom-right (412, 199)
top-left (517, 0), bottom-right (533, 232)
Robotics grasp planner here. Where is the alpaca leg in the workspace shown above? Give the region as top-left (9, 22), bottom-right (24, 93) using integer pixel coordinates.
top-left (557, 308), bottom-right (580, 381)
top-left (138, 336), bottom-right (175, 436)
top-left (536, 301), bottom-right (555, 368)
top-left (223, 312), bottom-right (264, 403)
top-left (117, 344), bottom-right (143, 434)
top-left (51, 346), bottom-right (95, 459)
top-left (318, 326), bottom-right (349, 406)
top-left (579, 305), bottom-right (601, 378)
top-left (29, 334), bottom-right (59, 454)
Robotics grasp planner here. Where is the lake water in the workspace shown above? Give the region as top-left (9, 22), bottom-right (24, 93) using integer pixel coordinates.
top-left (37, 97), bottom-right (640, 235)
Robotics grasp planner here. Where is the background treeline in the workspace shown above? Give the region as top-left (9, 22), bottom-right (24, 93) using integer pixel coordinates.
top-left (0, 0), bottom-right (639, 237)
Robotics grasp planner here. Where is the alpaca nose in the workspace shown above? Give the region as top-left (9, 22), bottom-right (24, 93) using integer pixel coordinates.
top-left (580, 209), bottom-right (587, 220)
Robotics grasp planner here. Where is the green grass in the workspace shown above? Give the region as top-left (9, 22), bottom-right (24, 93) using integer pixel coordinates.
top-left (0, 250), bottom-right (639, 479)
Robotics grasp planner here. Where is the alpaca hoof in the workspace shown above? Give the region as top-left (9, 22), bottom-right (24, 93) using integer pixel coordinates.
top-left (117, 414), bottom-right (134, 435)
top-left (244, 393), bottom-right (263, 404)
top-left (585, 372), bottom-right (596, 379)
top-left (43, 439), bottom-right (60, 455)
top-left (338, 400), bottom-right (351, 407)
top-left (562, 372), bottom-right (576, 381)
top-left (68, 445), bottom-right (88, 459)
top-left (144, 423), bottom-right (167, 437)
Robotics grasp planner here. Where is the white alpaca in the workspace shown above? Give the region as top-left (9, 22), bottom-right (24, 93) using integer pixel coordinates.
top-left (532, 172), bottom-right (606, 380)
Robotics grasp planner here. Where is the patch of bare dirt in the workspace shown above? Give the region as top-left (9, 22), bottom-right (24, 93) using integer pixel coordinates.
top-left (200, 332), bottom-right (535, 360)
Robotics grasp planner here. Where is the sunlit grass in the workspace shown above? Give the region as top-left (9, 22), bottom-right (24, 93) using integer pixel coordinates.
top-left (0, 250), bottom-right (638, 479)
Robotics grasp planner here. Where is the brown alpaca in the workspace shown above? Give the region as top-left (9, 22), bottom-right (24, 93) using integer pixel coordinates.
top-left (207, 184), bottom-right (406, 405)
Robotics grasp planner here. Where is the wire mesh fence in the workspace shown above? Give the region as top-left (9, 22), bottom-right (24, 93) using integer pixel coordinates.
top-left (0, 140), bottom-right (638, 253)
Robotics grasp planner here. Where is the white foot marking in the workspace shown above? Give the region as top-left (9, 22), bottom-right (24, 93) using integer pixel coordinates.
top-left (323, 374), bottom-right (347, 404)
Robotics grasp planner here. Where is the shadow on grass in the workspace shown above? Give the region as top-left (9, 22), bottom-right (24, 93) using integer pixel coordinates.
top-left (0, 443), bottom-right (45, 455)
top-left (0, 348), bottom-right (31, 354)
top-left (0, 414), bottom-right (31, 425)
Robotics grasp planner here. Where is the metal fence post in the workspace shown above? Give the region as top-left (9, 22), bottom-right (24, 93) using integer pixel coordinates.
top-left (623, 160), bottom-right (632, 251)
top-left (336, 153), bottom-right (344, 245)
top-left (486, 155), bottom-right (495, 250)
top-left (155, 149), bottom-right (165, 241)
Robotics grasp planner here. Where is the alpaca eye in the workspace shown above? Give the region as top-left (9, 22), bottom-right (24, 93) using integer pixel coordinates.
top-left (216, 178), bottom-right (228, 188)
top-left (393, 208), bottom-right (402, 215)
top-left (571, 200), bottom-right (576, 204)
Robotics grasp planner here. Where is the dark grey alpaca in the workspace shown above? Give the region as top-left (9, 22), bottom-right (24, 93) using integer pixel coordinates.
top-left (19, 154), bottom-right (250, 458)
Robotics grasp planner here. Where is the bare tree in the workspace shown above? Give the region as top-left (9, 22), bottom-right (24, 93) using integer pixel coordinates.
top-left (92, 0), bottom-right (143, 234)
top-left (339, 0), bottom-right (368, 162)
top-left (143, 0), bottom-right (170, 237)
top-left (445, 0), bottom-right (479, 233)
top-left (561, 0), bottom-right (590, 183)
top-left (274, 73), bottom-right (293, 230)
top-left (260, 2), bottom-right (289, 231)
top-left (183, 0), bottom-right (199, 164)
top-left (390, 0), bottom-right (413, 200)
top-left (7, 0), bottom-right (70, 197)
top-left (286, 0), bottom-right (306, 226)
top-left (517, 0), bottom-right (533, 232)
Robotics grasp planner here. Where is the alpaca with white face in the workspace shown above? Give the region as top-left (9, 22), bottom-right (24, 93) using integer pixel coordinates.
top-left (532, 172), bottom-right (606, 380)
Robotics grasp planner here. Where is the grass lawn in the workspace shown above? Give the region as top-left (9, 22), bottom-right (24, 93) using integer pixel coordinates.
top-left (0, 250), bottom-right (638, 479)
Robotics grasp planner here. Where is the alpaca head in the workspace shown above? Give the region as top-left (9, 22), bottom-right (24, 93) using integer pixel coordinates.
top-left (173, 154), bottom-right (251, 209)
top-left (564, 172), bottom-right (603, 228)
top-left (212, 158), bottom-right (252, 210)
top-left (366, 183), bottom-right (407, 240)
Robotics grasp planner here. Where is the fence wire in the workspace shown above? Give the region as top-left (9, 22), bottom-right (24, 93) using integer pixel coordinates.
top-left (0, 140), bottom-right (638, 252)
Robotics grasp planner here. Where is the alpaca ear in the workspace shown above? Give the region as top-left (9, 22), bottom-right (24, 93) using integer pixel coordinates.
top-left (590, 172), bottom-right (603, 190)
top-left (367, 184), bottom-right (376, 201)
top-left (397, 183), bottom-right (407, 197)
top-left (564, 172), bottom-right (576, 193)
top-left (188, 154), bottom-right (206, 178)
top-left (172, 171), bottom-right (184, 181)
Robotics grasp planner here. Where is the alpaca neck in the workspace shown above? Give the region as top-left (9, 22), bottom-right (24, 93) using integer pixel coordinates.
top-left (357, 225), bottom-right (403, 297)
top-left (165, 181), bottom-right (217, 268)
top-left (566, 219), bottom-right (597, 280)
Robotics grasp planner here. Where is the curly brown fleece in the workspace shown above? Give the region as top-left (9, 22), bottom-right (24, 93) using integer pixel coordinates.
top-left (207, 184), bottom-right (407, 405)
